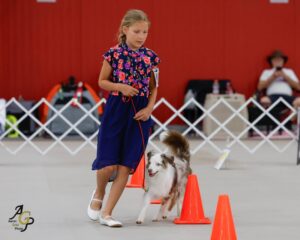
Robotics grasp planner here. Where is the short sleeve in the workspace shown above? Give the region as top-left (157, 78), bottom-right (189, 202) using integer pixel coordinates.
top-left (150, 51), bottom-right (161, 69)
top-left (102, 48), bottom-right (114, 66)
top-left (285, 69), bottom-right (299, 82)
top-left (259, 69), bottom-right (272, 82)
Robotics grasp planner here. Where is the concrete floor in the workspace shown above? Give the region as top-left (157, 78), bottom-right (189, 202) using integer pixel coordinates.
top-left (0, 139), bottom-right (300, 240)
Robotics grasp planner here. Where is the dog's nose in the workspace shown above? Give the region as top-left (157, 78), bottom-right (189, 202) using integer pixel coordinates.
top-left (148, 169), bottom-right (153, 175)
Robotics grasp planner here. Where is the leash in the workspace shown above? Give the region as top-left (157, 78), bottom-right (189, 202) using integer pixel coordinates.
top-left (122, 95), bottom-right (147, 188)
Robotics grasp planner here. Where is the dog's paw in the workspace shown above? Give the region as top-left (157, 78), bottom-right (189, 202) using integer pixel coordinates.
top-left (162, 216), bottom-right (167, 220)
top-left (136, 220), bottom-right (143, 224)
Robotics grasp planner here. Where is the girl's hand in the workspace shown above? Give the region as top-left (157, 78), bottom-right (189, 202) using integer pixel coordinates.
top-left (134, 107), bottom-right (152, 121)
top-left (118, 84), bottom-right (139, 97)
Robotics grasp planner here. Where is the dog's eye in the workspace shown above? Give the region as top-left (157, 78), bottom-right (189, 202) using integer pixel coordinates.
top-left (156, 163), bottom-right (161, 166)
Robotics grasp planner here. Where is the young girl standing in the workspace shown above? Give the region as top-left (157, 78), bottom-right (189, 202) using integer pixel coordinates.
top-left (87, 9), bottom-right (160, 227)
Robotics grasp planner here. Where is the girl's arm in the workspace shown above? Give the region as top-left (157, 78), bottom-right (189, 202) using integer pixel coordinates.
top-left (134, 71), bottom-right (158, 121)
top-left (146, 71), bottom-right (158, 110)
top-left (98, 60), bottom-right (139, 96)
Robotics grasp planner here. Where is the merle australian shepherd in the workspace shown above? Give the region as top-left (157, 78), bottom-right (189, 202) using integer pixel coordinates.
top-left (136, 130), bottom-right (192, 224)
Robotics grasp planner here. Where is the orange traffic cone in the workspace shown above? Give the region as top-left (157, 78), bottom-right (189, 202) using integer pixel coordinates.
top-left (211, 195), bottom-right (237, 240)
top-left (174, 174), bottom-right (211, 224)
top-left (126, 155), bottom-right (145, 188)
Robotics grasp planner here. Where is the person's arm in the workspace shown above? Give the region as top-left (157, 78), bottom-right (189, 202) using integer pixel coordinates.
top-left (281, 70), bottom-right (300, 91)
top-left (257, 72), bottom-right (276, 91)
top-left (98, 60), bottom-right (139, 96)
top-left (133, 72), bottom-right (158, 121)
top-left (146, 71), bottom-right (158, 110)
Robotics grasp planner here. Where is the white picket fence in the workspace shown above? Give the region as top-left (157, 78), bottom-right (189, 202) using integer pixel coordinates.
top-left (0, 96), bottom-right (297, 155)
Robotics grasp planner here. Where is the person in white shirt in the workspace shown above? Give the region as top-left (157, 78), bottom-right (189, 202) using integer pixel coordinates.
top-left (258, 50), bottom-right (300, 108)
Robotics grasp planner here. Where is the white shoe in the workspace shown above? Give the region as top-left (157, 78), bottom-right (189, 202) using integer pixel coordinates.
top-left (87, 190), bottom-right (102, 221)
top-left (99, 215), bottom-right (123, 227)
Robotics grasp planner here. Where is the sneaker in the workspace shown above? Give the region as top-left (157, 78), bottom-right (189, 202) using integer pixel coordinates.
top-left (99, 215), bottom-right (123, 227)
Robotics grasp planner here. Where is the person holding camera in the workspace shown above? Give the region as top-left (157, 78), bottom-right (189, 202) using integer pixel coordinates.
top-left (258, 50), bottom-right (300, 108)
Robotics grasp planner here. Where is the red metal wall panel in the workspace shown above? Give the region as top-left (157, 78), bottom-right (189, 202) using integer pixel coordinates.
top-left (0, 0), bottom-right (299, 109)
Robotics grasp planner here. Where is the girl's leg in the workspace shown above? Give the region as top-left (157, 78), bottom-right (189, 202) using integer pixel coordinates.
top-left (101, 165), bottom-right (131, 216)
top-left (90, 165), bottom-right (117, 210)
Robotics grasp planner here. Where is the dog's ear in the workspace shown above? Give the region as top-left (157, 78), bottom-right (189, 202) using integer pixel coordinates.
top-left (165, 155), bottom-right (174, 164)
top-left (161, 154), bottom-right (168, 169)
top-left (161, 154), bottom-right (174, 168)
top-left (168, 155), bottom-right (175, 164)
top-left (146, 151), bottom-right (153, 168)
top-left (147, 151), bottom-right (153, 160)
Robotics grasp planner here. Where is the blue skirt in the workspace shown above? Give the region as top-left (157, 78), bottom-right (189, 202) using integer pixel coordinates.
top-left (92, 95), bottom-right (153, 173)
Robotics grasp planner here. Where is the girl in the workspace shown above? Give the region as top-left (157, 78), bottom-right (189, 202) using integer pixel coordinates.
top-left (87, 9), bottom-right (160, 227)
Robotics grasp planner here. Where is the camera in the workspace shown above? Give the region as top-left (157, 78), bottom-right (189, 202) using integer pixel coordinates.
top-left (276, 66), bottom-right (283, 71)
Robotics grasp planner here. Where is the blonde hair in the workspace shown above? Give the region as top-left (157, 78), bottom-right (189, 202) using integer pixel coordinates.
top-left (118, 9), bottom-right (151, 44)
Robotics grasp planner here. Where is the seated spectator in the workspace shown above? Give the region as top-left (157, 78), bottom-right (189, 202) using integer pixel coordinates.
top-left (258, 50), bottom-right (300, 109)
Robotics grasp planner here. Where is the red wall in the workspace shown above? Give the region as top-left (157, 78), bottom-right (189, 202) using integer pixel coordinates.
top-left (1, 0), bottom-right (300, 109)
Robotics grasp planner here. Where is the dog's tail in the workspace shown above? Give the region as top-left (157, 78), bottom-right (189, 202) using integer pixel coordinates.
top-left (159, 130), bottom-right (190, 162)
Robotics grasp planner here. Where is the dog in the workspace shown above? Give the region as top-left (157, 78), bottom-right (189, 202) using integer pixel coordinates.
top-left (136, 130), bottom-right (192, 224)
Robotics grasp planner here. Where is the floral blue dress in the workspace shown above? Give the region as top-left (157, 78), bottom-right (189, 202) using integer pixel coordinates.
top-left (92, 42), bottom-right (161, 173)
